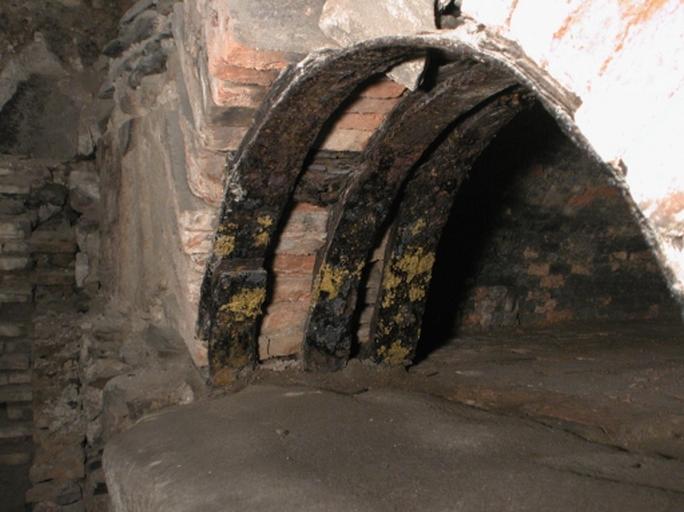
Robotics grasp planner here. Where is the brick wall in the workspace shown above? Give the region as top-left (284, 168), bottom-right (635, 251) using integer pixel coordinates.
top-left (422, 105), bottom-right (680, 340)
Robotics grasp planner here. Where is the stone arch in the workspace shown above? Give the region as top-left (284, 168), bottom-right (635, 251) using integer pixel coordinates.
top-left (366, 89), bottom-right (534, 366)
top-left (303, 62), bottom-right (518, 370)
top-left (198, 34), bottom-right (589, 382)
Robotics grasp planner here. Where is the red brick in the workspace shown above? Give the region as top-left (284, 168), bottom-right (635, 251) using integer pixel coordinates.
top-left (346, 97), bottom-right (401, 115)
top-left (541, 274), bottom-right (565, 289)
top-left (211, 65), bottom-right (279, 86)
top-left (212, 82), bottom-right (267, 108)
top-left (270, 275), bottom-right (313, 303)
top-left (359, 79), bottom-right (406, 99)
top-left (333, 112), bottom-right (386, 131)
top-left (260, 300), bottom-right (309, 333)
top-left (207, 38), bottom-right (289, 74)
top-left (272, 254), bottom-right (316, 274)
top-left (545, 309), bottom-right (574, 323)
top-left (320, 129), bottom-right (373, 152)
top-left (528, 263), bottom-right (550, 277)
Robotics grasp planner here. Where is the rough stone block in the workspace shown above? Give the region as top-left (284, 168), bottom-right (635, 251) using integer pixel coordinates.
top-left (0, 420), bottom-right (31, 439)
top-left (0, 383), bottom-right (32, 401)
top-left (0, 322), bottom-right (25, 338)
top-left (0, 288), bottom-right (32, 306)
top-left (0, 338), bottom-right (31, 354)
top-left (319, 0), bottom-right (435, 88)
top-left (6, 402), bottom-right (32, 421)
top-left (0, 215), bottom-right (31, 240)
top-left (30, 224), bottom-right (77, 254)
top-left (1, 239), bottom-right (30, 254)
top-left (8, 370), bottom-right (32, 384)
top-left (101, 368), bottom-right (200, 442)
top-left (0, 157), bottom-right (51, 195)
top-left (0, 255), bottom-right (31, 270)
top-left (31, 268), bottom-right (75, 286)
top-left (30, 439), bottom-right (85, 482)
top-left (0, 450), bottom-right (31, 466)
top-left (0, 197), bottom-right (26, 215)
top-left (83, 358), bottom-right (131, 384)
top-left (202, 0), bottom-right (332, 73)
top-left (25, 480), bottom-right (82, 505)
top-left (68, 165), bottom-right (100, 214)
top-left (0, 384), bottom-right (33, 402)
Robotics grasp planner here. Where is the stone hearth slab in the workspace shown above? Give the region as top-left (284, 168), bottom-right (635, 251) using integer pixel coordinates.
top-left (104, 385), bottom-right (684, 511)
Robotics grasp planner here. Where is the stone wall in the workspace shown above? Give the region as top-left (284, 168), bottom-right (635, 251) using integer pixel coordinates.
top-left (0, 150), bottom-right (202, 510)
top-left (0, 155), bottom-right (101, 509)
top-left (421, 106), bottom-right (680, 338)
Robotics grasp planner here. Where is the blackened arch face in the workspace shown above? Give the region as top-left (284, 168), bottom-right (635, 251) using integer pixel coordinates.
top-left (196, 36), bottom-right (582, 383)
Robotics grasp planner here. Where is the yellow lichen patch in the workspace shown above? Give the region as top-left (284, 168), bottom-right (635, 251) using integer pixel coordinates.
top-left (254, 231), bottom-right (270, 247)
top-left (378, 319), bottom-right (392, 336)
top-left (218, 223), bottom-right (237, 233)
top-left (318, 264), bottom-right (348, 300)
top-left (215, 235), bottom-right (236, 257)
top-left (380, 249), bottom-right (434, 307)
top-left (317, 262), bottom-right (364, 300)
top-left (257, 215), bottom-right (273, 228)
top-left (383, 267), bottom-right (402, 290)
top-left (377, 341), bottom-right (410, 366)
top-left (410, 218), bottom-right (426, 236)
top-left (218, 288), bottom-right (266, 321)
top-left (396, 247), bottom-right (435, 283)
top-left (409, 284), bottom-right (426, 302)
top-left (381, 267), bottom-right (401, 308)
top-left (392, 312), bottom-right (405, 325)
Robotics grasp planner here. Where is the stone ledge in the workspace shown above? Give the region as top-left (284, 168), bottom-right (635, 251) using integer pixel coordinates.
top-left (104, 385), bottom-right (684, 512)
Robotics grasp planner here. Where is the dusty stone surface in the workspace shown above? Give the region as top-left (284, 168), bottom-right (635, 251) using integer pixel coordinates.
top-left (251, 321), bottom-right (684, 460)
top-left (104, 384), bottom-right (684, 512)
top-left (217, 0), bottom-right (334, 54)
